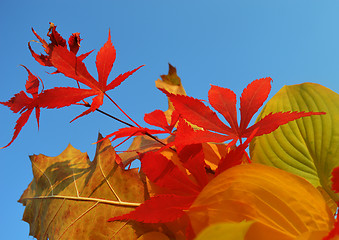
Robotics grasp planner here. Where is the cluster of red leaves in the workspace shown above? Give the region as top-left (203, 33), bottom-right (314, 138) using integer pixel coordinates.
top-left (1, 23), bottom-right (143, 148)
top-left (1, 23), bottom-right (328, 239)
top-left (108, 77), bottom-right (325, 239)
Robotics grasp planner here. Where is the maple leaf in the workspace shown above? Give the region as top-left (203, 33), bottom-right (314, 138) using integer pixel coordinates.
top-left (0, 66), bottom-right (41, 148)
top-left (18, 134), bottom-right (173, 240)
top-left (110, 142), bottom-right (234, 234)
top-left (167, 77), bottom-right (326, 147)
top-left (109, 150), bottom-right (202, 227)
top-left (1, 67), bottom-right (98, 148)
top-left (29, 23), bottom-right (143, 121)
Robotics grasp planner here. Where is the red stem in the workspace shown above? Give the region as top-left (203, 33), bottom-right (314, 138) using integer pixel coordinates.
top-left (104, 92), bottom-right (142, 128)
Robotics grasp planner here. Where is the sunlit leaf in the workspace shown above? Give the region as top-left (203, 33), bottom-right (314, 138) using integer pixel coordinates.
top-left (188, 164), bottom-right (334, 239)
top-left (250, 83), bottom-right (339, 202)
top-left (19, 134), bottom-right (153, 240)
top-left (194, 221), bottom-right (254, 240)
top-left (155, 64), bottom-right (187, 123)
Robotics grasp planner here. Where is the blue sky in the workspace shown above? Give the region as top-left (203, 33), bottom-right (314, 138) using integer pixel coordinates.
top-left (1, 1), bottom-right (339, 239)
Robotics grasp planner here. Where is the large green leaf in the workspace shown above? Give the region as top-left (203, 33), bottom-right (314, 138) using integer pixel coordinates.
top-left (250, 83), bottom-right (339, 202)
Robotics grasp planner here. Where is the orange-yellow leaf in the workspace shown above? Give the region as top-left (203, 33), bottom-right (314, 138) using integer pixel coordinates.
top-left (188, 164), bottom-right (334, 240)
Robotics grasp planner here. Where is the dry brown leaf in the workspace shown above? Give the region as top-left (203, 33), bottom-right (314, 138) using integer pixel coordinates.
top-left (18, 134), bottom-right (162, 240)
top-left (155, 64), bottom-right (186, 124)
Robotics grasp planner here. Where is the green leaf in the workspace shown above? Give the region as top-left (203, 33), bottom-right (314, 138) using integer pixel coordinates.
top-left (194, 221), bottom-right (254, 240)
top-left (250, 83), bottom-right (339, 202)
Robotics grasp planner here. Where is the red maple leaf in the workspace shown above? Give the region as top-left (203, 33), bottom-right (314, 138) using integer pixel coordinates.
top-left (29, 24), bottom-right (143, 121)
top-left (0, 66), bottom-right (41, 148)
top-left (109, 141), bottom-right (248, 239)
top-left (108, 147), bottom-right (205, 225)
top-left (167, 77), bottom-right (326, 147)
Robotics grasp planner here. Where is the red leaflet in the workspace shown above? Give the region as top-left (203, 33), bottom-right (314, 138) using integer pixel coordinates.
top-left (141, 151), bottom-right (200, 195)
top-left (0, 66), bottom-right (40, 148)
top-left (169, 78), bottom-right (326, 146)
top-left (68, 33), bottom-right (81, 54)
top-left (101, 110), bottom-right (178, 145)
top-left (331, 166), bottom-right (339, 193)
top-left (29, 24), bottom-right (143, 121)
top-left (177, 144), bottom-right (209, 188)
top-left (322, 167), bottom-right (339, 240)
top-left (36, 87), bottom-right (96, 109)
top-left (215, 129), bottom-right (257, 175)
top-left (144, 110), bottom-right (179, 133)
top-left (239, 77), bottom-right (271, 130)
top-left (99, 127), bottom-right (166, 143)
top-left (110, 149), bottom-right (205, 224)
top-left (109, 194), bottom-right (196, 223)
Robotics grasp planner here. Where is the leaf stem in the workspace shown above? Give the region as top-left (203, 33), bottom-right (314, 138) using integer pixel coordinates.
top-left (81, 103), bottom-right (177, 152)
top-left (96, 108), bottom-right (134, 127)
top-left (22, 195), bottom-right (141, 207)
top-left (104, 92), bottom-right (142, 128)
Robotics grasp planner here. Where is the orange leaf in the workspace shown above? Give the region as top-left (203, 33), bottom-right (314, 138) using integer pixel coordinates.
top-left (188, 164), bottom-right (334, 239)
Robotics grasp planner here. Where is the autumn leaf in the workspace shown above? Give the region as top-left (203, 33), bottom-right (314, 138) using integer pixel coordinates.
top-left (167, 77), bottom-right (325, 148)
top-left (0, 66), bottom-right (41, 148)
top-left (109, 150), bottom-right (202, 224)
top-left (188, 164), bottom-right (334, 240)
top-left (18, 133), bottom-right (166, 240)
top-left (194, 221), bottom-right (255, 240)
top-left (29, 23), bottom-right (143, 121)
top-left (155, 64), bottom-right (186, 123)
top-left (110, 140), bottom-right (238, 236)
top-left (118, 135), bottom-right (175, 167)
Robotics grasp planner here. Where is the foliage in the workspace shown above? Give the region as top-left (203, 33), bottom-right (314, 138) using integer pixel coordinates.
top-left (2, 23), bottom-right (339, 240)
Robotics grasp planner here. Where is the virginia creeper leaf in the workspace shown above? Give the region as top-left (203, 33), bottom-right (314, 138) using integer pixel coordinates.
top-left (249, 83), bottom-right (339, 202)
top-left (168, 78), bottom-right (324, 151)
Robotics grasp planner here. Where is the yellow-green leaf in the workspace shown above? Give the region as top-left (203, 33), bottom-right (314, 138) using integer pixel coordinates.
top-left (19, 134), bottom-right (150, 240)
top-left (194, 221), bottom-right (254, 240)
top-left (249, 83), bottom-right (339, 202)
top-left (188, 163), bottom-right (334, 240)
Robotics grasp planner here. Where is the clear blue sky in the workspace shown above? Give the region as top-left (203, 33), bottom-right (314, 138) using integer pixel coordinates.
top-left (1, 1), bottom-right (339, 239)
